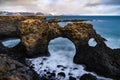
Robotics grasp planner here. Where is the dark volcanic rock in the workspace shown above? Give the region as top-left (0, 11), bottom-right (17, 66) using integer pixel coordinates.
top-left (69, 76), bottom-right (76, 80)
top-left (74, 44), bottom-right (120, 79)
top-left (58, 72), bottom-right (66, 77)
top-left (57, 72), bottom-right (66, 78)
top-left (62, 22), bottom-right (106, 47)
top-left (0, 16), bottom-right (120, 79)
top-left (0, 16), bottom-right (46, 40)
top-left (0, 41), bottom-right (7, 53)
top-left (0, 54), bottom-right (40, 80)
top-left (0, 40), bottom-right (27, 64)
top-left (80, 74), bottom-right (97, 80)
top-left (19, 19), bottom-right (61, 57)
top-left (19, 21), bottom-right (105, 57)
top-left (19, 19), bottom-right (50, 57)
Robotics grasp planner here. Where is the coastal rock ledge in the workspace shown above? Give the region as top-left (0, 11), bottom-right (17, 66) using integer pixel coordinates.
top-left (0, 54), bottom-right (39, 80)
top-left (0, 16), bottom-right (120, 79)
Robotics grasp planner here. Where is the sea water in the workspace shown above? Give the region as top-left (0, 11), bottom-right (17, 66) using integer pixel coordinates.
top-left (2, 16), bottom-right (120, 80)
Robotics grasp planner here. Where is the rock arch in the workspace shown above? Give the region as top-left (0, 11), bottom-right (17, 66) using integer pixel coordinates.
top-left (19, 18), bottom-right (106, 57)
top-left (0, 16), bottom-right (120, 79)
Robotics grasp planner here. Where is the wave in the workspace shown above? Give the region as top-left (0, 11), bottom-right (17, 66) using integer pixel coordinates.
top-left (105, 37), bottom-right (120, 49)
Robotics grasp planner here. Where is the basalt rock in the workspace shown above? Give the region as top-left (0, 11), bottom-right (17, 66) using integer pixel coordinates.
top-left (19, 19), bottom-right (61, 57)
top-left (61, 22), bottom-right (106, 47)
top-left (0, 16), bottom-right (46, 40)
top-left (74, 43), bottom-right (120, 79)
top-left (80, 74), bottom-right (98, 80)
top-left (19, 20), bottom-right (105, 57)
top-left (0, 16), bottom-right (120, 79)
top-left (18, 19), bottom-right (120, 79)
top-left (0, 54), bottom-right (40, 80)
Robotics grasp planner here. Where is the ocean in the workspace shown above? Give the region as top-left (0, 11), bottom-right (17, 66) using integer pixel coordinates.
top-left (2, 16), bottom-right (120, 80)
top-left (47, 16), bottom-right (120, 49)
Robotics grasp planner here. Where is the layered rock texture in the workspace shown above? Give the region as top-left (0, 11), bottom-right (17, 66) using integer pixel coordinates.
top-left (0, 16), bottom-right (45, 40)
top-left (0, 16), bottom-right (120, 79)
top-left (19, 19), bottom-right (105, 57)
top-left (0, 54), bottom-right (39, 80)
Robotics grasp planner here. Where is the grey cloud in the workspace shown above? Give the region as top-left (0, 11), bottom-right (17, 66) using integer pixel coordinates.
top-left (87, 0), bottom-right (120, 6)
top-left (0, 0), bottom-right (37, 5)
top-left (0, 0), bottom-right (15, 3)
top-left (0, 0), bottom-right (119, 15)
top-left (107, 0), bottom-right (120, 5)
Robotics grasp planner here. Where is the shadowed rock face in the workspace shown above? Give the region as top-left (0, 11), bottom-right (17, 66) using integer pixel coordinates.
top-left (0, 16), bottom-right (120, 79)
top-left (80, 73), bottom-right (97, 80)
top-left (0, 54), bottom-right (39, 80)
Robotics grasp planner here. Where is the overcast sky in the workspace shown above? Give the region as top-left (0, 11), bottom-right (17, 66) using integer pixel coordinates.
top-left (0, 0), bottom-right (120, 15)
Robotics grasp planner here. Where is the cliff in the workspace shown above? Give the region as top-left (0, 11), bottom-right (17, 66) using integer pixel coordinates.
top-left (0, 16), bottom-right (120, 79)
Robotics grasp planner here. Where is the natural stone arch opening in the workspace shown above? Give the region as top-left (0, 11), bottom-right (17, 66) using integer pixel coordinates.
top-left (48, 37), bottom-right (76, 61)
top-left (2, 38), bottom-right (21, 48)
top-left (88, 38), bottom-right (97, 47)
top-left (18, 18), bottom-right (106, 57)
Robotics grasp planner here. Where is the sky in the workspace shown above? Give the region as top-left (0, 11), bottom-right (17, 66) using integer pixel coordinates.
top-left (0, 0), bottom-right (120, 15)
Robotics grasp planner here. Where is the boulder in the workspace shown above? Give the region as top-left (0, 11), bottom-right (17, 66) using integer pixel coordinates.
top-left (80, 74), bottom-right (97, 80)
top-left (69, 76), bottom-right (76, 80)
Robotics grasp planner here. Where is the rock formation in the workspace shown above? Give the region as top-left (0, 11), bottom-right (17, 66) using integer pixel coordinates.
top-left (0, 16), bottom-right (46, 40)
top-left (19, 19), bottom-right (106, 57)
top-left (80, 74), bottom-right (98, 80)
top-left (0, 16), bottom-right (120, 79)
top-left (0, 54), bottom-right (40, 80)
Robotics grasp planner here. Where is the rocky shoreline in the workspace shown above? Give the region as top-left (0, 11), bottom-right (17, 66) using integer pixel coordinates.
top-left (0, 16), bottom-right (120, 80)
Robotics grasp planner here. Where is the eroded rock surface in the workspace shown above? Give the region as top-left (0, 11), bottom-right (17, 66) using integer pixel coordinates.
top-left (80, 73), bottom-right (98, 80)
top-left (0, 16), bottom-right (120, 79)
top-left (0, 54), bottom-right (39, 80)
top-left (61, 22), bottom-right (106, 47)
top-left (0, 16), bottom-right (45, 40)
top-left (74, 42), bottom-right (120, 79)
top-left (19, 19), bottom-right (62, 57)
top-left (19, 19), bottom-right (120, 79)
top-left (19, 20), bottom-right (105, 57)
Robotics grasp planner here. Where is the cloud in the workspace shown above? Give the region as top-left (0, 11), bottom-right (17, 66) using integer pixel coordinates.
top-left (87, 0), bottom-right (120, 6)
top-left (105, 0), bottom-right (120, 5)
top-left (0, 0), bottom-right (120, 15)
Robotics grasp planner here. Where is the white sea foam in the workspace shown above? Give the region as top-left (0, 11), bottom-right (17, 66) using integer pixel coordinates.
top-left (1, 38), bottom-right (112, 80)
top-left (26, 37), bottom-right (112, 80)
top-left (105, 37), bottom-right (120, 49)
